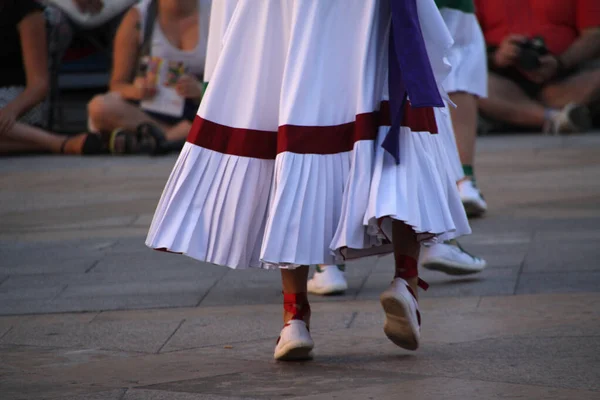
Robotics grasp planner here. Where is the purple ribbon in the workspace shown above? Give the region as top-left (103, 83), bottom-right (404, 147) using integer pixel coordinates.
top-left (383, 0), bottom-right (444, 164)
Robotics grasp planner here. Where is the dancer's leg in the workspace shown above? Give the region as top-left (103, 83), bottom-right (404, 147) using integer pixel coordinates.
top-left (392, 221), bottom-right (421, 296)
top-left (280, 266), bottom-right (310, 325)
top-left (276, 266), bottom-right (313, 360)
top-left (379, 221), bottom-right (424, 351)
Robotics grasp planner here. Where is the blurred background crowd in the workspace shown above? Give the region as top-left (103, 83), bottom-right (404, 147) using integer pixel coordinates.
top-left (1, 0), bottom-right (599, 157)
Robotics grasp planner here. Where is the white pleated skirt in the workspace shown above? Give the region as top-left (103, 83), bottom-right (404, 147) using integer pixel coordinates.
top-left (146, 0), bottom-right (470, 269)
top-left (440, 9), bottom-right (488, 98)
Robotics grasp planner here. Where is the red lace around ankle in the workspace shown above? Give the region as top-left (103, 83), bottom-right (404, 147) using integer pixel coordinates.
top-left (283, 292), bottom-right (310, 323)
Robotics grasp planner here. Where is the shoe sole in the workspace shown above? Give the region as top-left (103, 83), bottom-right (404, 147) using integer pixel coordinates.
top-left (307, 283), bottom-right (348, 296)
top-left (422, 259), bottom-right (486, 276)
top-left (462, 200), bottom-right (486, 218)
top-left (379, 292), bottom-right (419, 351)
top-left (274, 341), bottom-right (314, 361)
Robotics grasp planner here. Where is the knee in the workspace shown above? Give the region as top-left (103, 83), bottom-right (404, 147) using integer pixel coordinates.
top-left (87, 94), bottom-right (108, 121)
top-left (87, 93), bottom-right (121, 121)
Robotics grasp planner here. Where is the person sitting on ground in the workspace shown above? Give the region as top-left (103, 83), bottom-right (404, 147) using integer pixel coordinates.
top-left (87, 0), bottom-right (211, 155)
top-left (475, 0), bottom-right (600, 134)
top-left (0, 0), bottom-right (102, 155)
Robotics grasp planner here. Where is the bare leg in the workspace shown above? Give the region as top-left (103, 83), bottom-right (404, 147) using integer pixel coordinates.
top-left (165, 120), bottom-right (192, 141)
top-left (281, 266), bottom-right (310, 325)
top-left (0, 122), bottom-right (93, 155)
top-left (87, 93), bottom-right (171, 133)
top-left (540, 68), bottom-right (600, 109)
top-left (449, 91), bottom-right (478, 168)
top-left (478, 72), bottom-right (547, 128)
top-left (0, 137), bottom-right (48, 154)
top-left (392, 221), bottom-right (420, 296)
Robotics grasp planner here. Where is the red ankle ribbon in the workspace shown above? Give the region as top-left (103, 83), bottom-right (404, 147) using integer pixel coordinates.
top-left (283, 292), bottom-right (310, 321)
top-left (395, 255), bottom-right (418, 280)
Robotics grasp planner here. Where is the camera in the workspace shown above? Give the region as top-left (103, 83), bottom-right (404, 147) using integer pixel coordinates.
top-left (517, 36), bottom-right (548, 70)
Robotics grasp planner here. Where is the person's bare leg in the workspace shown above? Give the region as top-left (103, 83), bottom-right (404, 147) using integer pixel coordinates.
top-left (449, 91), bottom-right (477, 169)
top-left (0, 137), bottom-right (47, 154)
top-left (392, 221), bottom-right (421, 296)
top-left (276, 265), bottom-right (313, 360)
top-left (281, 266), bottom-right (310, 325)
top-left (379, 220), bottom-right (423, 350)
top-left (0, 122), bottom-right (92, 154)
top-left (540, 68), bottom-right (600, 109)
top-left (87, 93), bottom-right (171, 133)
top-left (165, 120), bottom-right (192, 141)
top-left (478, 72), bottom-right (547, 128)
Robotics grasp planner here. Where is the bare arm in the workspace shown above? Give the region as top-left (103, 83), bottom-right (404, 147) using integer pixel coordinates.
top-left (558, 28), bottom-right (600, 71)
top-left (109, 8), bottom-right (145, 100)
top-left (4, 11), bottom-right (49, 118)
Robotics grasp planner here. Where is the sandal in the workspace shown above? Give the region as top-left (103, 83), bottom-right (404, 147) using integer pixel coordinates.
top-left (60, 133), bottom-right (104, 155)
top-left (136, 123), bottom-right (168, 155)
top-left (107, 128), bottom-right (137, 155)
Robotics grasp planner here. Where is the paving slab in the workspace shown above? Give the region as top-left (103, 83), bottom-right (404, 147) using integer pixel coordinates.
top-left (141, 364), bottom-right (423, 399)
top-left (289, 377), bottom-right (600, 400)
top-left (0, 344), bottom-right (264, 400)
top-left (0, 312), bottom-right (181, 353)
top-left (124, 390), bottom-right (255, 400)
top-left (516, 271), bottom-right (600, 294)
top-left (1, 133), bottom-right (600, 398)
top-left (523, 238), bottom-right (600, 272)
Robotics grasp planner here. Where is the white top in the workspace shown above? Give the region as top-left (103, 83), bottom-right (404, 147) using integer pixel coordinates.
top-left (135, 0), bottom-right (211, 79)
top-left (47, 0), bottom-right (138, 28)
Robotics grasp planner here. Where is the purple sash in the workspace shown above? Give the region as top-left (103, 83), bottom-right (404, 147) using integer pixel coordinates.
top-left (383, 0), bottom-right (444, 164)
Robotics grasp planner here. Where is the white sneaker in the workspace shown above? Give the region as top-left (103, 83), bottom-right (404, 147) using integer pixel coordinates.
top-left (274, 320), bottom-right (314, 361)
top-left (307, 265), bottom-right (348, 295)
top-left (421, 242), bottom-right (487, 275)
top-left (459, 179), bottom-right (487, 217)
top-left (545, 103), bottom-right (592, 135)
top-left (379, 278), bottom-right (421, 351)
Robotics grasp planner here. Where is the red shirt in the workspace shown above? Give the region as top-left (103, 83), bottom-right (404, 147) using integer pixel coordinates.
top-left (475, 0), bottom-right (600, 55)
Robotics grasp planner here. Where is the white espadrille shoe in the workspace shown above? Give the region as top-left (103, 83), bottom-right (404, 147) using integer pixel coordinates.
top-left (274, 320), bottom-right (314, 361)
top-left (307, 265), bottom-right (348, 295)
top-left (379, 278), bottom-right (423, 351)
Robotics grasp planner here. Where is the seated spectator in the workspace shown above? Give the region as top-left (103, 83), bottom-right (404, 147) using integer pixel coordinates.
top-left (0, 0), bottom-right (102, 155)
top-left (87, 0), bottom-right (211, 155)
top-left (475, 0), bottom-right (600, 134)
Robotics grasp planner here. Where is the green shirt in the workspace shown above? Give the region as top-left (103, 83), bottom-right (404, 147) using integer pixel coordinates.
top-left (434, 0), bottom-right (475, 13)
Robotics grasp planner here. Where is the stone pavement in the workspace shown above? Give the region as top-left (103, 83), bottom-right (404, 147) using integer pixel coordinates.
top-left (1, 134), bottom-right (600, 399)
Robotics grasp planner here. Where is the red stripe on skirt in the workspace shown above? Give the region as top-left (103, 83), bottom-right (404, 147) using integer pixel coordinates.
top-left (187, 101), bottom-right (437, 159)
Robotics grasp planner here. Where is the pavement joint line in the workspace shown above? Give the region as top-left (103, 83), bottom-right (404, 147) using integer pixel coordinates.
top-left (0, 326), bottom-right (13, 341)
top-left (88, 311), bottom-right (103, 324)
top-left (353, 261), bottom-right (376, 301)
top-left (345, 311), bottom-right (358, 329)
top-left (157, 335), bottom-right (276, 354)
top-left (475, 296), bottom-right (483, 308)
top-left (0, 275), bottom-right (9, 287)
top-left (159, 326), bottom-right (347, 354)
top-left (156, 318), bottom-right (186, 354)
top-left (52, 284), bottom-right (69, 300)
top-left (512, 230), bottom-right (536, 295)
top-left (85, 259), bottom-right (101, 274)
top-left (117, 388), bottom-right (128, 400)
top-left (195, 270), bottom-right (228, 307)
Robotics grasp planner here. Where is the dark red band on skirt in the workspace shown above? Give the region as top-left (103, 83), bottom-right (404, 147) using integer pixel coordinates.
top-left (187, 117), bottom-right (277, 160)
top-left (380, 101), bottom-right (438, 134)
top-left (187, 101), bottom-right (438, 159)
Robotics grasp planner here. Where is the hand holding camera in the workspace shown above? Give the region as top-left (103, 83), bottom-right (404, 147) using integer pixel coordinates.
top-left (494, 34), bottom-right (527, 68)
top-left (495, 34), bottom-right (560, 83)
